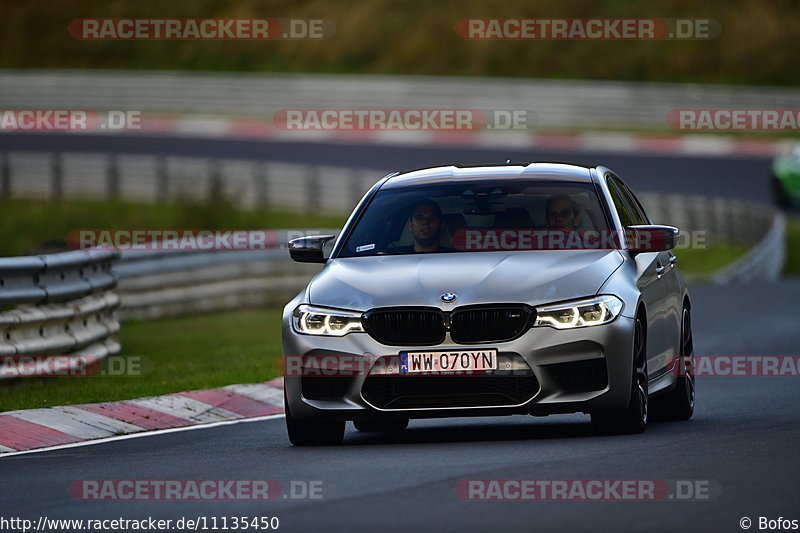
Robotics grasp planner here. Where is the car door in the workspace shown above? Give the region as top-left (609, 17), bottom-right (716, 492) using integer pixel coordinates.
top-left (623, 182), bottom-right (683, 365)
top-left (607, 177), bottom-right (669, 378)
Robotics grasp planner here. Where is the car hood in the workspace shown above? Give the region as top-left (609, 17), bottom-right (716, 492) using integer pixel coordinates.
top-left (308, 250), bottom-right (624, 310)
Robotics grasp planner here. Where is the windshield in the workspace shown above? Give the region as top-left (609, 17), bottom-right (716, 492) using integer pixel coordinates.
top-left (338, 180), bottom-right (612, 257)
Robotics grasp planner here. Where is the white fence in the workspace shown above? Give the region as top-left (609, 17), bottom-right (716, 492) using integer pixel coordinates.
top-left (0, 151), bottom-right (386, 215)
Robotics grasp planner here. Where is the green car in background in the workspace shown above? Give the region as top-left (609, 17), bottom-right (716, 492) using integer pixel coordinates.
top-left (771, 146), bottom-right (800, 207)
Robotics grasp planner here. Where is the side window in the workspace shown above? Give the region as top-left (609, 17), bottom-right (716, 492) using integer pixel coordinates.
top-left (606, 178), bottom-right (637, 227)
top-left (609, 177), bottom-right (648, 226)
top-left (618, 181), bottom-right (650, 225)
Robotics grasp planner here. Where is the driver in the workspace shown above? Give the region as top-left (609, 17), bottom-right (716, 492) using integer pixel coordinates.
top-left (391, 199), bottom-right (454, 253)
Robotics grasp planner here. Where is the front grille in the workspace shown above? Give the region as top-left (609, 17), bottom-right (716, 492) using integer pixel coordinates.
top-left (361, 374), bottom-right (539, 409)
top-left (547, 359), bottom-right (608, 392)
top-left (450, 306), bottom-right (532, 343)
top-left (364, 305), bottom-right (534, 346)
top-left (364, 309), bottom-right (445, 346)
top-left (301, 376), bottom-right (353, 400)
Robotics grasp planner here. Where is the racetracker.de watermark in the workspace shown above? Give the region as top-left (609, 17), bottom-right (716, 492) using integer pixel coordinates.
top-left (66, 229), bottom-right (330, 252)
top-left (449, 229), bottom-right (706, 251)
top-left (0, 356), bottom-right (149, 379)
top-left (0, 110), bottom-right (140, 131)
top-left (281, 355), bottom-right (800, 379)
top-left (273, 109), bottom-right (536, 131)
top-left (670, 355), bottom-right (800, 377)
top-left (667, 109), bottom-right (800, 131)
top-left (455, 18), bottom-right (720, 40)
top-left (69, 480), bottom-right (323, 501)
top-left (455, 479), bottom-right (719, 501)
top-left (68, 18), bottom-right (334, 40)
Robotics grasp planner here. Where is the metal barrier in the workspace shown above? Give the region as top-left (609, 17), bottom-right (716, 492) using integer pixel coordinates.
top-left (712, 212), bottom-right (786, 283)
top-left (0, 249), bottom-right (118, 305)
top-left (114, 237), bottom-right (330, 320)
top-left (2, 70), bottom-right (800, 130)
top-left (638, 193), bottom-right (775, 248)
top-left (0, 250), bottom-right (121, 376)
top-left (639, 193), bottom-right (785, 282)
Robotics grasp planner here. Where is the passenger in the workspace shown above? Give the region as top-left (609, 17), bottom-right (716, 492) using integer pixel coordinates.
top-left (545, 194), bottom-right (582, 230)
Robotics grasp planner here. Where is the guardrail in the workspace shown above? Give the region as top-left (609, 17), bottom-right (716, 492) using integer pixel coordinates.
top-left (113, 232), bottom-right (331, 320)
top-left (3, 70), bottom-right (800, 131)
top-left (638, 193), bottom-right (776, 248)
top-left (0, 250), bottom-right (121, 376)
top-left (0, 249), bottom-right (118, 305)
top-left (711, 212), bottom-right (786, 283)
top-left (638, 193), bottom-right (785, 281)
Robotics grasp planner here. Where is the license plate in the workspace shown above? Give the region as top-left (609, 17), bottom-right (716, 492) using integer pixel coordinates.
top-left (399, 349), bottom-right (498, 374)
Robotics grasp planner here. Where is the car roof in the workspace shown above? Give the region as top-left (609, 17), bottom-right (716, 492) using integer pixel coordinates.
top-left (381, 162), bottom-right (595, 189)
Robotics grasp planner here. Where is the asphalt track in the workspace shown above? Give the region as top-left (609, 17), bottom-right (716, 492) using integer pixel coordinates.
top-left (0, 132), bottom-right (773, 201)
top-left (1, 281), bottom-right (798, 532)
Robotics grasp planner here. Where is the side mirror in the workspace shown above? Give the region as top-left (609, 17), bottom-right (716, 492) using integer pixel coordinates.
top-left (288, 235), bottom-right (336, 263)
top-left (626, 225), bottom-right (679, 253)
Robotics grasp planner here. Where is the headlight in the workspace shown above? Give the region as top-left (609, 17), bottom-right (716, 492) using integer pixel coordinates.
top-left (534, 295), bottom-right (623, 329)
top-left (292, 305), bottom-right (365, 336)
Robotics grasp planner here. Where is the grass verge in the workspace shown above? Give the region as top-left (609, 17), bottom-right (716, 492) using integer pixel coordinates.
top-left (783, 217), bottom-right (800, 276)
top-left (0, 198), bottom-right (346, 257)
top-left (0, 309), bottom-right (283, 412)
top-left (673, 244), bottom-right (749, 277)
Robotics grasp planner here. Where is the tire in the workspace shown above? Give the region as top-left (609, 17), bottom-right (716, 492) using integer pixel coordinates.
top-left (353, 418), bottom-right (409, 432)
top-left (591, 317), bottom-right (648, 435)
top-left (284, 390), bottom-right (345, 446)
top-left (652, 307), bottom-right (695, 421)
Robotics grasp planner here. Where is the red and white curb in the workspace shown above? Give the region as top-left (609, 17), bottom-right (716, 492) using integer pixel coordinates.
top-left (122, 114), bottom-right (795, 157)
top-left (0, 378), bottom-right (284, 454)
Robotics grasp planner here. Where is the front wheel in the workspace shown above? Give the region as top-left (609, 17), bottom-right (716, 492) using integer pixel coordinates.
top-left (591, 317), bottom-right (648, 435)
top-left (652, 307), bottom-right (695, 421)
top-left (285, 390), bottom-right (345, 446)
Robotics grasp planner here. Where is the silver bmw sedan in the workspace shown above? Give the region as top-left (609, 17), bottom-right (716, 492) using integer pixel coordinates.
top-left (282, 163), bottom-right (694, 446)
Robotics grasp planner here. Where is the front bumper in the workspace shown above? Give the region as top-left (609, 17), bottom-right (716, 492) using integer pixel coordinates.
top-left (282, 313), bottom-right (636, 421)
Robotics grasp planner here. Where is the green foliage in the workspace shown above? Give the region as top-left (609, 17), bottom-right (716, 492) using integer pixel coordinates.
top-left (1, 0), bottom-right (797, 85)
top-left (783, 217), bottom-right (800, 275)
